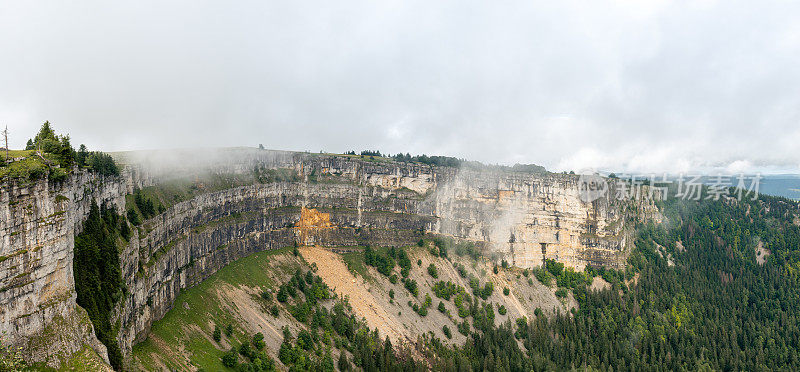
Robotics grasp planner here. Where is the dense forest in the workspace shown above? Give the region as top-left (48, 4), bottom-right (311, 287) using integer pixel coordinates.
top-left (73, 201), bottom-right (129, 370)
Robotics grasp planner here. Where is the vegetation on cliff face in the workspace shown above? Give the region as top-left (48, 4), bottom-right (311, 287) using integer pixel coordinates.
top-left (74, 201), bottom-right (127, 370)
top-left (0, 339), bottom-right (26, 371)
top-left (124, 187), bottom-right (166, 226)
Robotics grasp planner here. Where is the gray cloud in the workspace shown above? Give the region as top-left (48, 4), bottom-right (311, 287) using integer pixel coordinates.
top-left (1, 0), bottom-right (799, 173)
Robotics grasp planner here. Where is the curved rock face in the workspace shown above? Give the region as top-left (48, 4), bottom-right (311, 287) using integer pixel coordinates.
top-left (0, 149), bottom-right (654, 367)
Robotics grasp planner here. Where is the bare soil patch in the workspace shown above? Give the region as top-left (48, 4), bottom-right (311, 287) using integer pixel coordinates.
top-left (756, 241), bottom-right (771, 265)
top-left (590, 276), bottom-right (612, 292)
top-left (300, 245), bottom-right (410, 343)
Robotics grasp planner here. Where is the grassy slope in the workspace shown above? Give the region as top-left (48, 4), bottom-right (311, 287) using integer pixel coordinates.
top-left (57, 346), bottom-right (113, 372)
top-left (131, 247), bottom-right (297, 371)
top-left (0, 150), bottom-right (50, 180)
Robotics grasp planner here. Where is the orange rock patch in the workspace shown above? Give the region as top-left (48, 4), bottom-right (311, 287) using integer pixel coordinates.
top-left (294, 207), bottom-right (335, 245)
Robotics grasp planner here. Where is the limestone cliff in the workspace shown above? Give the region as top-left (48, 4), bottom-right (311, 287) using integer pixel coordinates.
top-left (0, 170), bottom-right (126, 367)
top-left (430, 169), bottom-right (635, 270)
top-left (0, 149), bottom-right (657, 368)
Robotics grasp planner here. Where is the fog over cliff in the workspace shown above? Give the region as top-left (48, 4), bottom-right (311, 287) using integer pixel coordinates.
top-left (1, 1), bottom-right (799, 174)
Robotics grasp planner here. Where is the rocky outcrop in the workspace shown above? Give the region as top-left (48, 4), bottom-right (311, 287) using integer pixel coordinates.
top-left (0, 149), bottom-right (656, 368)
top-left (430, 170), bottom-right (634, 270)
top-left (0, 170), bottom-right (126, 367)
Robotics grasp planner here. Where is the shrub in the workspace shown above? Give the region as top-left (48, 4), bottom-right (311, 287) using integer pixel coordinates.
top-left (545, 259), bottom-right (564, 277)
top-left (433, 281), bottom-right (459, 300)
top-left (213, 326), bottom-right (221, 342)
top-left (222, 348), bottom-right (238, 367)
top-left (277, 285), bottom-right (289, 303)
top-left (270, 305), bottom-right (279, 317)
top-left (403, 278), bottom-right (419, 296)
top-left (290, 301), bottom-right (312, 323)
top-left (225, 324), bottom-right (233, 337)
top-left (555, 287), bottom-right (569, 298)
top-left (285, 283), bottom-right (297, 298)
top-left (278, 341), bottom-right (292, 364)
top-left (297, 330), bottom-right (313, 350)
top-left (126, 209), bottom-right (141, 226)
top-left (458, 320), bottom-right (470, 335)
top-left (498, 305), bottom-right (507, 315)
top-left (455, 263), bottom-right (467, 278)
top-left (239, 342), bottom-right (252, 359)
top-left (364, 246), bottom-right (395, 276)
top-left (338, 353), bottom-right (350, 371)
top-left (481, 282), bottom-right (494, 299)
top-left (503, 287), bottom-right (510, 296)
top-left (533, 267), bottom-right (551, 286)
top-left (118, 219), bottom-right (131, 240)
top-left (438, 301), bottom-right (446, 313)
top-left (427, 264), bottom-right (438, 278)
top-left (442, 325), bottom-right (452, 339)
top-left (253, 332), bottom-right (265, 350)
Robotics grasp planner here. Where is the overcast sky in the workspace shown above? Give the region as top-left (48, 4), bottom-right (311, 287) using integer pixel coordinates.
top-left (1, 1), bottom-right (799, 173)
